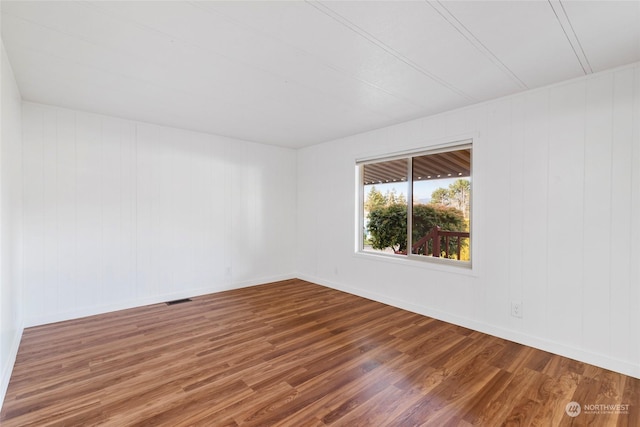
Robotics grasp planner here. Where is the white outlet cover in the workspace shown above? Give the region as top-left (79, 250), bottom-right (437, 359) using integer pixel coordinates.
top-left (511, 302), bottom-right (523, 318)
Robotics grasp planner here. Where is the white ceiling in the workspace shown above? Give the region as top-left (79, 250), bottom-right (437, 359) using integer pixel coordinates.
top-left (1, 1), bottom-right (639, 148)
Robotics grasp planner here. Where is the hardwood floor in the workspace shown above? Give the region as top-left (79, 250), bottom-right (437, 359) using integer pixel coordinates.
top-left (1, 279), bottom-right (637, 426)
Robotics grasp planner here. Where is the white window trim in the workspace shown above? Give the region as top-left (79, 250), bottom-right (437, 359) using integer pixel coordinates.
top-left (356, 138), bottom-right (474, 272)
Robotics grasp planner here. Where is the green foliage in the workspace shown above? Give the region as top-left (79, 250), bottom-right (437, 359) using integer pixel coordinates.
top-left (364, 178), bottom-right (470, 258)
top-left (430, 188), bottom-right (449, 205)
top-left (412, 204), bottom-right (467, 257)
top-left (386, 188), bottom-right (407, 206)
top-left (365, 186), bottom-right (409, 252)
top-left (364, 186), bottom-right (387, 212)
top-left (366, 202), bottom-right (466, 255)
top-left (430, 179), bottom-right (471, 219)
top-left (412, 204), bottom-right (465, 237)
top-left (367, 203), bottom-right (407, 253)
top-left (364, 186), bottom-right (407, 212)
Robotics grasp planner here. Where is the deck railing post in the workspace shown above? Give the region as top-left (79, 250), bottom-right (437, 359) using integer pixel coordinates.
top-left (433, 226), bottom-right (441, 257)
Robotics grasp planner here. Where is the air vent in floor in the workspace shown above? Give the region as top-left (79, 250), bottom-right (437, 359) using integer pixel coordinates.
top-left (165, 298), bottom-right (192, 306)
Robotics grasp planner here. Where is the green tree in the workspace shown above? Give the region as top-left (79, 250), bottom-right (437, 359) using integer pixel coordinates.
top-left (430, 179), bottom-right (470, 219)
top-left (364, 186), bottom-right (386, 212)
top-left (367, 203), bottom-right (407, 253)
top-left (413, 204), bottom-right (461, 237)
top-left (430, 188), bottom-right (449, 205)
top-left (367, 202), bottom-right (466, 255)
top-left (412, 204), bottom-right (466, 257)
top-left (385, 188), bottom-right (406, 206)
top-left (365, 186), bottom-right (409, 214)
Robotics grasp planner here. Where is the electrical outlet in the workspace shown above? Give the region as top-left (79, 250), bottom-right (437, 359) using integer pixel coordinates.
top-left (511, 302), bottom-right (523, 318)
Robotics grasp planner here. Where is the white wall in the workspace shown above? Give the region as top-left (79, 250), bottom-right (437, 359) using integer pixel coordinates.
top-left (4, 57), bottom-right (640, 405)
top-left (1, 39), bottom-right (24, 406)
top-left (297, 62), bottom-right (640, 378)
top-left (20, 102), bottom-right (297, 326)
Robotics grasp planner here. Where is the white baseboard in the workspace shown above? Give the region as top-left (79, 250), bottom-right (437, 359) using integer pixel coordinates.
top-left (1, 321), bottom-right (24, 411)
top-left (297, 273), bottom-right (640, 380)
top-left (23, 273), bottom-right (297, 328)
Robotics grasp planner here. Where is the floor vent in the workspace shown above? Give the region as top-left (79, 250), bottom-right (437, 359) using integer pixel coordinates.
top-left (166, 298), bottom-right (192, 306)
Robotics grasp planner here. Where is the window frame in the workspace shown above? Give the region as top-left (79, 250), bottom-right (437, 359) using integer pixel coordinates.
top-left (356, 139), bottom-right (473, 269)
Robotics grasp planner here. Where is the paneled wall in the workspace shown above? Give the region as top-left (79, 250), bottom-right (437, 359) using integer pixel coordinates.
top-left (1, 40), bottom-right (23, 407)
top-left (21, 103), bottom-right (297, 326)
top-left (296, 62), bottom-right (640, 378)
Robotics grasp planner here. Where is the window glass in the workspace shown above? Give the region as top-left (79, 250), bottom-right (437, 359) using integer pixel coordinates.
top-left (360, 144), bottom-right (471, 265)
top-left (412, 149), bottom-right (471, 261)
top-left (362, 159), bottom-right (408, 255)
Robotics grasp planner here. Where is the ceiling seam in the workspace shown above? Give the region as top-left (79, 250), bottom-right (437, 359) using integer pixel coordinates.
top-left (78, 0), bottom-right (425, 122)
top-left (186, 1), bottom-right (428, 114)
top-left (428, 1), bottom-right (528, 90)
top-left (558, 0), bottom-right (593, 74)
top-left (305, 0), bottom-right (475, 103)
top-left (547, 0), bottom-right (592, 75)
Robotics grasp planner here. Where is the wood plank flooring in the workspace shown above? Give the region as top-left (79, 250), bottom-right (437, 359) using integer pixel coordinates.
top-left (1, 279), bottom-right (638, 426)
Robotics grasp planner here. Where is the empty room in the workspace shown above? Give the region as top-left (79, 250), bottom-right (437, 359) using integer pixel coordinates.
top-left (1, 1), bottom-right (639, 425)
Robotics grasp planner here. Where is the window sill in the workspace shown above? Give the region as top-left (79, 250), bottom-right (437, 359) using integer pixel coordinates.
top-left (354, 250), bottom-right (478, 277)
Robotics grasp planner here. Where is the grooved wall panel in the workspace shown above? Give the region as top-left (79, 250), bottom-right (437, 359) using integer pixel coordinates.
top-left (520, 89), bottom-right (549, 341)
top-left (21, 103), bottom-right (297, 326)
top-left (1, 39), bottom-right (24, 407)
top-left (582, 73), bottom-right (613, 356)
top-left (546, 79), bottom-right (585, 347)
top-left (296, 62), bottom-right (640, 378)
top-left (609, 68), bottom-right (634, 359)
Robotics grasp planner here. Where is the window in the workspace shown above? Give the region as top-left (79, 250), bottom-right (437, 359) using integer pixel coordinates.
top-left (359, 142), bottom-right (472, 265)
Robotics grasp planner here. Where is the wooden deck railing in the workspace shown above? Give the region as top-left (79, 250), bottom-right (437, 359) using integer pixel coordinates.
top-left (412, 226), bottom-right (470, 260)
